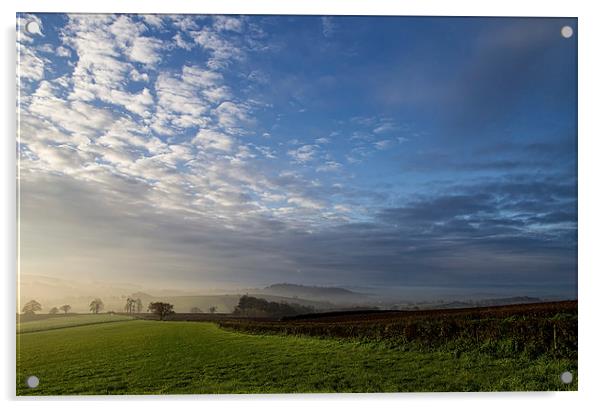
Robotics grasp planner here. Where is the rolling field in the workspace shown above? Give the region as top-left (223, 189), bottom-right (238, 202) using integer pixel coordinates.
top-left (17, 314), bottom-right (134, 334)
top-left (17, 317), bottom-right (576, 394)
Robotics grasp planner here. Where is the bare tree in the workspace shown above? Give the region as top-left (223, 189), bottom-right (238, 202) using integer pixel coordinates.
top-left (89, 298), bottom-right (104, 314)
top-left (190, 307), bottom-right (203, 313)
top-left (208, 306), bottom-right (217, 314)
top-left (135, 298), bottom-right (143, 313)
top-left (22, 300), bottom-right (42, 315)
top-left (59, 304), bottom-right (71, 314)
top-left (49, 307), bottom-right (59, 315)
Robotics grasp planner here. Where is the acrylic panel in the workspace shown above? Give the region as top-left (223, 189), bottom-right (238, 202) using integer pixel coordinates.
top-left (16, 13), bottom-right (577, 395)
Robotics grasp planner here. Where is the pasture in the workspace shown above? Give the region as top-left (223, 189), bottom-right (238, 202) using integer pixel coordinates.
top-left (17, 314), bottom-right (134, 334)
top-left (17, 315), bottom-right (576, 395)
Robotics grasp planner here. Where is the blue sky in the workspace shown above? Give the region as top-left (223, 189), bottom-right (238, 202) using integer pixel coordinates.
top-left (17, 14), bottom-right (577, 299)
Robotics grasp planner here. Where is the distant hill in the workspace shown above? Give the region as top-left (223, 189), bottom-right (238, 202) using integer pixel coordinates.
top-left (129, 292), bottom-right (154, 300)
top-left (257, 283), bottom-right (368, 305)
top-left (264, 283), bottom-right (355, 296)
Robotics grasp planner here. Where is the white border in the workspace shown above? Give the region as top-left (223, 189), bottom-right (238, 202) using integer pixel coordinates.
top-left (2, 1), bottom-right (601, 408)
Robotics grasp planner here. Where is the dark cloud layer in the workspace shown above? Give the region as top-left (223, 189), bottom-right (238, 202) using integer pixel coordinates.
top-left (20, 171), bottom-right (577, 297)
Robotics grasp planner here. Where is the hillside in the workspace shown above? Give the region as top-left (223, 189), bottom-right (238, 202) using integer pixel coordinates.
top-left (257, 283), bottom-right (369, 305)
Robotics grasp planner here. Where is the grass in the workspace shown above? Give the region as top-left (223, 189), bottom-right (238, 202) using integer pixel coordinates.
top-left (16, 318), bottom-right (577, 395)
top-left (218, 301), bottom-right (577, 360)
top-left (17, 314), bottom-right (134, 334)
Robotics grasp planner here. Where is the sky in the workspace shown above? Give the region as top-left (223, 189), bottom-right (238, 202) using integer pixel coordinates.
top-left (17, 14), bottom-right (577, 301)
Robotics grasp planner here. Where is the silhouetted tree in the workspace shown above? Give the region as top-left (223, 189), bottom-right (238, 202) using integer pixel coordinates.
top-left (148, 302), bottom-right (174, 320)
top-left (59, 304), bottom-right (71, 314)
top-left (190, 307), bottom-right (203, 313)
top-left (22, 300), bottom-right (42, 315)
top-left (124, 297), bottom-right (134, 314)
top-left (89, 298), bottom-right (104, 314)
top-left (135, 298), bottom-right (143, 313)
top-left (208, 306), bottom-right (217, 314)
top-left (49, 307), bottom-right (59, 315)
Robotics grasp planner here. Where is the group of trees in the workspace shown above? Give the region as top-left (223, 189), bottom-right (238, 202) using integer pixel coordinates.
top-left (233, 295), bottom-right (314, 318)
top-left (21, 298), bottom-right (222, 320)
top-left (190, 306), bottom-right (218, 313)
top-left (20, 299), bottom-right (103, 315)
top-left (124, 297), bottom-right (143, 314)
top-left (48, 305), bottom-right (71, 315)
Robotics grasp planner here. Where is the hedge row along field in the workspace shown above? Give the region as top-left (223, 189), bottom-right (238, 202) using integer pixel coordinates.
top-left (217, 301), bottom-right (577, 359)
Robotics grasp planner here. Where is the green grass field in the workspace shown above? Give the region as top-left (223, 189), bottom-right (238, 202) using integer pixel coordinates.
top-left (17, 314), bottom-right (134, 334)
top-left (16, 317), bottom-right (576, 394)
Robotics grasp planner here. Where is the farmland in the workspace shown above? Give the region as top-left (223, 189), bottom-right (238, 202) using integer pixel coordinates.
top-left (17, 314), bottom-right (134, 334)
top-left (16, 302), bottom-right (577, 394)
top-left (218, 301), bottom-right (577, 360)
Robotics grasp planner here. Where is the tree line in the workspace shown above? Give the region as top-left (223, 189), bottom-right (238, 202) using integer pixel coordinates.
top-left (233, 295), bottom-right (314, 318)
top-left (21, 295), bottom-right (311, 320)
top-left (21, 299), bottom-right (104, 315)
top-left (124, 297), bottom-right (143, 314)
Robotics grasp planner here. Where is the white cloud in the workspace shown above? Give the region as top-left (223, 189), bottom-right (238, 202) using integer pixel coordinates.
top-left (97, 118), bottom-right (167, 156)
top-left (202, 86), bottom-right (232, 104)
top-left (253, 145), bottom-right (277, 159)
top-left (130, 69), bottom-right (149, 82)
top-left (214, 101), bottom-right (251, 130)
top-left (373, 122), bottom-right (398, 134)
top-left (37, 44), bottom-right (54, 53)
top-left (317, 161), bottom-right (342, 172)
top-left (288, 145), bottom-right (317, 163)
top-left (182, 65), bottom-right (222, 88)
top-left (109, 88), bottom-right (154, 117)
top-left (56, 46), bottom-right (71, 57)
top-left (334, 204), bottom-right (351, 213)
top-left (192, 27), bottom-right (243, 70)
top-left (193, 129), bottom-right (235, 152)
top-left (153, 70), bottom-right (210, 133)
top-left (19, 13), bottom-right (357, 246)
top-left (18, 44), bottom-right (46, 81)
top-left (153, 65), bottom-right (228, 133)
top-left (288, 196), bottom-right (324, 210)
top-left (173, 32), bottom-right (194, 50)
top-left (375, 140), bottom-right (392, 150)
top-left (213, 16), bottom-right (244, 33)
top-left (29, 81), bottom-right (114, 138)
top-left (64, 23), bottom-right (154, 116)
top-left (128, 36), bottom-right (163, 65)
top-left (26, 142), bottom-right (91, 174)
top-left (109, 15), bottom-right (145, 47)
top-left (142, 15), bottom-right (165, 29)
top-left (63, 15), bottom-right (163, 116)
top-left (346, 146), bottom-right (371, 164)
top-left (63, 16), bottom-right (134, 101)
top-left (170, 15), bottom-right (201, 31)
